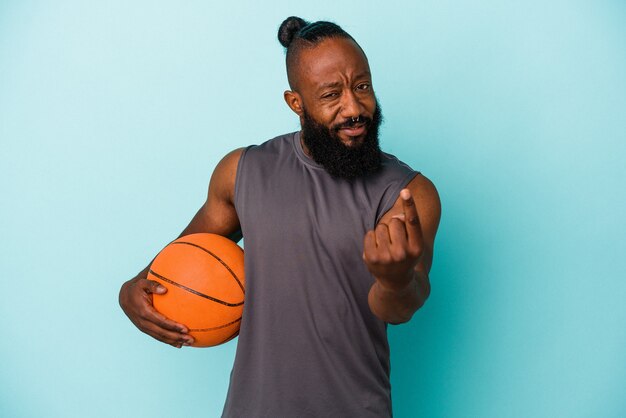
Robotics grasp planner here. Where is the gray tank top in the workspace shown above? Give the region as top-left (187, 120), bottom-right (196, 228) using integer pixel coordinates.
top-left (222, 131), bottom-right (418, 417)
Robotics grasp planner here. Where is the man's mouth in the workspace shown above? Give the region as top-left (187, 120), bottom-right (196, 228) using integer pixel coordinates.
top-left (338, 123), bottom-right (366, 137)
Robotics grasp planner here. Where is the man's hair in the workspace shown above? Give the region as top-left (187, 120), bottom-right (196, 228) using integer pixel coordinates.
top-left (277, 17), bottom-right (358, 90)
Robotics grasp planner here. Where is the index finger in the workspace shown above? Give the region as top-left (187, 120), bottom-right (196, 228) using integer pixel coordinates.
top-left (146, 306), bottom-right (190, 334)
top-left (400, 189), bottom-right (423, 249)
top-left (140, 278), bottom-right (189, 333)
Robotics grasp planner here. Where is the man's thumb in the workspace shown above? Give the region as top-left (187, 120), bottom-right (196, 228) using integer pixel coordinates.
top-left (146, 279), bottom-right (167, 294)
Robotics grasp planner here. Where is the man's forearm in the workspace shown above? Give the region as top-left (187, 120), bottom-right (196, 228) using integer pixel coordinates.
top-left (368, 270), bottom-right (431, 324)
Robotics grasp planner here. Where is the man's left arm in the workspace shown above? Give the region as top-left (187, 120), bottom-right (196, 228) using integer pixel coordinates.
top-left (364, 174), bottom-right (441, 324)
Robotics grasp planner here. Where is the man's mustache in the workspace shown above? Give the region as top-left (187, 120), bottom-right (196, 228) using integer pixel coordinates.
top-left (332, 116), bottom-right (372, 131)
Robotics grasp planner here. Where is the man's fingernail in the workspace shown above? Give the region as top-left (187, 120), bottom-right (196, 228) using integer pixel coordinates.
top-left (401, 189), bottom-right (411, 200)
top-left (392, 214), bottom-right (406, 221)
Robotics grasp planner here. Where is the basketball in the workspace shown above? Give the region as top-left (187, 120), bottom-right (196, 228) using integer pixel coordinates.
top-left (148, 233), bottom-right (245, 347)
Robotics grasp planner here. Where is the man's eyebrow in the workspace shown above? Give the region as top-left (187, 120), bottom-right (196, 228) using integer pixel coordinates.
top-left (316, 72), bottom-right (372, 92)
top-left (317, 81), bottom-right (342, 91)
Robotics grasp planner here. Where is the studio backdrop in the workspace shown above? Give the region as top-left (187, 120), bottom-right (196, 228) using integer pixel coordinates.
top-left (1, 1), bottom-right (624, 417)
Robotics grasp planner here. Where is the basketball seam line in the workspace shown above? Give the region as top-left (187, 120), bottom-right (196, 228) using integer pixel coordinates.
top-left (172, 241), bottom-right (245, 295)
top-left (148, 269), bottom-right (244, 307)
top-left (221, 328), bottom-right (240, 344)
top-left (189, 317), bottom-right (242, 332)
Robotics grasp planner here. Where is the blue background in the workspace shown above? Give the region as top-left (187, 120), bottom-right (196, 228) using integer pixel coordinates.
top-left (1, 1), bottom-right (625, 417)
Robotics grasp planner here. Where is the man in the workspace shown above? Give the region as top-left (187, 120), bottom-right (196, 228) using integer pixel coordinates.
top-left (120, 16), bottom-right (441, 417)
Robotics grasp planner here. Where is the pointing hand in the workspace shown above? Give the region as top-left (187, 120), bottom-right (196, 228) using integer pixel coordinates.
top-left (363, 189), bottom-right (424, 291)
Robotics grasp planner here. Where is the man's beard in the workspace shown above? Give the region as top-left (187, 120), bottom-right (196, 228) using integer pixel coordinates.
top-left (301, 101), bottom-right (383, 180)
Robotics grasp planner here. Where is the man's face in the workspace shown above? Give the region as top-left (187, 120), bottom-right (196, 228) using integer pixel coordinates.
top-left (286, 37), bottom-right (382, 179)
top-left (293, 37), bottom-right (377, 146)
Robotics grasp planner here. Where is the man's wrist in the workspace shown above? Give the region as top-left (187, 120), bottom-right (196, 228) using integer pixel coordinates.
top-left (374, 270), bottom-right (430, 308)
top-left (374, 273), bottom-right (418, 298)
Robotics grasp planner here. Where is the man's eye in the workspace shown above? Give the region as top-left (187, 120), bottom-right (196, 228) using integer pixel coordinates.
top-left (357, 83), bottom-right (370, 91)
top-left (322, 92), bottom-right (339, 99)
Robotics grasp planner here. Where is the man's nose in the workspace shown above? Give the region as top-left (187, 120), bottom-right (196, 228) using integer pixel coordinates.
top-left (340, 91), bottom-right (365, 120)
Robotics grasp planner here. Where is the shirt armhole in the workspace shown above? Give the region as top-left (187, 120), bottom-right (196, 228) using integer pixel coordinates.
top-left (375, 171), bottom-right (421, 224)
top-left (233, 145), bottom-right (254, 215)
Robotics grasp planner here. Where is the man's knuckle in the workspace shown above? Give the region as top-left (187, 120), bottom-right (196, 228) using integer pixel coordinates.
top-left (157, 331), bottom-right (170, 341)
top-left (135, 317), bottom-right (147, 329)
top-left (391, 248), bottom-right (406, 262)
top-left (408, 245), bottom-right (422, 258)
top-left (137, 308), bottom-right (151, 321)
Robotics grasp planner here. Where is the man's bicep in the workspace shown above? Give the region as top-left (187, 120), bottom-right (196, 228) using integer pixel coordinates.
top-left (179, 148), bottom-right (244, 241)
top-left (408, 174), bottom-right (441, 246)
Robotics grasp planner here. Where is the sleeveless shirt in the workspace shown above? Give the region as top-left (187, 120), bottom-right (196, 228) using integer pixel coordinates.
top-left (222, 131), bottom-right (418, 418)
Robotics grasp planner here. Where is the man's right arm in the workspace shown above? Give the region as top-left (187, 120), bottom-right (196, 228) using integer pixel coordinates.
top-left (118, 148), bottom-right (244, 348)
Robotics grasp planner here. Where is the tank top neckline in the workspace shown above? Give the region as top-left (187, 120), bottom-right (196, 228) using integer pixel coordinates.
top-left (292, 131), bottom-right (324, 170)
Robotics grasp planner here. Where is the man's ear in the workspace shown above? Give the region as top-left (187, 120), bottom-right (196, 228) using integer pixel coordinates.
top-left (284, 90), bottom-right (304, 116)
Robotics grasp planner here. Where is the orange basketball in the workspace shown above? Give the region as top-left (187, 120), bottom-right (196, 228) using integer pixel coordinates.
top-left (148, 233), bottom-right (245, 347)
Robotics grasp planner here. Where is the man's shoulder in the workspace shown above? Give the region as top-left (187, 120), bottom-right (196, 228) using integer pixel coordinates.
top-left (247, 131), bottom-right (297, 152)
top-left (373, 150), bottom-right (418, 183)
top-left (237, 131), bottom-right (298, 172)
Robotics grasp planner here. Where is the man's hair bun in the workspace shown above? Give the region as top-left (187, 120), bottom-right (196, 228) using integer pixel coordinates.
top-left (278, 16), bottom-right (310, 48)
top-left (277, 16), bottom-right (356, 89)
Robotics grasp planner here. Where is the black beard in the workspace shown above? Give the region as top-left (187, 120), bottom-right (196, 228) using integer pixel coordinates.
top-left (301, 102), bottom-right (384, 180)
